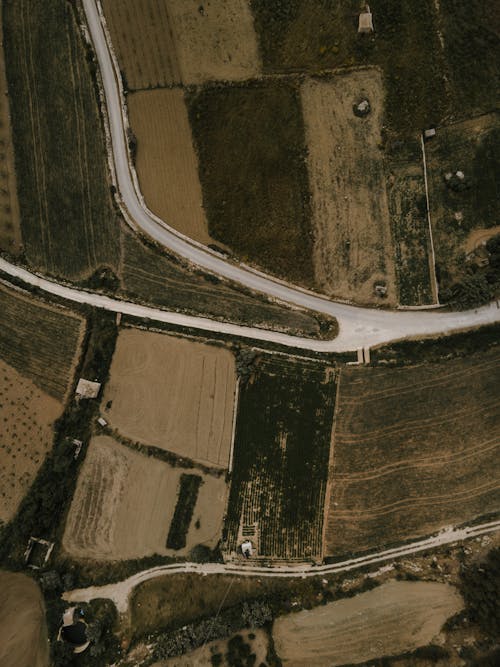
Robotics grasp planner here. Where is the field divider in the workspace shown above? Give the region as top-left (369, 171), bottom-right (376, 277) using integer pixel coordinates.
top-left (228, 377), bottom-right (240, 473)
top-left (420, 134), bottom-right (440, 305)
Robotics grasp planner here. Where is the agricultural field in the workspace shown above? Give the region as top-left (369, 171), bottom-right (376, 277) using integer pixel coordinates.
top-left (223, 355), bottom-right (336, 561)
top-left (0, 571), bottom-right (49, 667)
top-left (386, 140), bottom-right (436, 305)
top-left (120, 229), bottom-right (333, 337)
top-left (0, 4), bottom-right (21, 256)
top-left (63, 436), bottom-right (228, 560)
top-left (0, 283), bottom-right (84, 400)
top-left (251, 0), bottom-right (446, 137)
top-left (273, 580), bottom-right (463, 667)
top-left (325, 347), bottom-right (500, 556)
top-left (301, 69), bottom-right (396, 304)
top-left (425, 114), bottom-right (499, 295)
top-left (127, 89), bottom-right (212, 244)
top-left (3, 0), bottom-right (120, 279)
top-left (103, 328), bottom-right (237, 468)
top-left (0, 360), bottom-right (62, 524)
top-left (188, 81), bottom-right (314, 285)
top-left (102, 0), bottom-right (260, 89)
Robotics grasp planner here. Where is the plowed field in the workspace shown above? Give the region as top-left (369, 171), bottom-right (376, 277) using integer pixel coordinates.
top-left (63, 436), bottom-right (228, 560)
top-left (128, 89), bottom-right (211, 244)
top-left (103, 328), bottom-right (237, 468)
top-left (301, 69), bottom-right (396, 304)
top-left (102, 0), bottom-right (260, 89)
top-left (325, 348), bottom-right (500, 556)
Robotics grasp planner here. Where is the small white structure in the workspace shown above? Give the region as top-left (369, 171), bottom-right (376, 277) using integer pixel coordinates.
top-left (72, 439), bottom-right (83, 460)
top-left (241, 540), bottom-right (253, 558)
top-left (424, 128), bottom-right (436, 139)
top-left (24, 537), bottom-right (54, 569)
top-left (454, 211), bottom-right (464, 223)
top-left (358, 5), bottom-right (374, 33)
top-left (75, 378), bottom-right (101, 399)
top-left (97, 416), bottom-right (108, 427)
top-left (456, 170), bottom-right (465, 180)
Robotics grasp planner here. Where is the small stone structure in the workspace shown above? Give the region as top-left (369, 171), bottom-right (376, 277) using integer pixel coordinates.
top-left (75, 378), bottom-right (101, 399)
top-left (24, 537), bottom-right (54, 569)
top-left (353, 97), bottom-right (371, 117)
top-left (358, 5), bottom-right (374, 33)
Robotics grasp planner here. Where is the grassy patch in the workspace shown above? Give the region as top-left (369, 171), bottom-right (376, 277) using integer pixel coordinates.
top-left (166, 474), bottom-right (203, 551)
top-left (251, 0), bottom-right (446, 137)
top-left (0, 283), bottom-right (83, 400)
top-left (120, 229), bottom-right (334, 337)
top-left (224, 355), bottom-right (336, 560)
top-left (3, 0), bottom-right (120, 279)
top-left (187, 81), bottom-right (313, 285)
top-left (386, 140), bottom-right (434, 305)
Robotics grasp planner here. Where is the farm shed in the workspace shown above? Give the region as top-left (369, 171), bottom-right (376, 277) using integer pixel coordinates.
top-left (75, 378), bottom-right (101, 399)
top-left (358, 6), bottom-right (374, 33)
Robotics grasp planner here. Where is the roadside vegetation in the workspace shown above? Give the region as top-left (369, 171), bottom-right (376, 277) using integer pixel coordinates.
top-left (3, 0), bottom-right (120, 279)
top-left (187, 80), bottom-right (314, 285)
top-left (224, 354), bottom-right (336, 561)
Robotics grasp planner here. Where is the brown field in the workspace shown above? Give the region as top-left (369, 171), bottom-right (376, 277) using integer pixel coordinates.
top-left (0, 570), bottom-right (49, 667)
top-left (0, 4), bottom-right (21, 255)
top-left (103, 328), bottom-right (237, 468)
top-left (0, 360), bottom-right (62, 524)
top-left (301, 70), bottom-right (396, 305)
top-left (325, 348), bottom-right (500, 556)
top-left (273, 580), bottom-right (463, 667)
top-left (128, 89), bottom-right (212, 244)
top-left (63, 436), bottom-right (228, 560)
top-left (102, 0), bottom-right (260, 89)
top-left (0, 283), bottom-right (84, 400)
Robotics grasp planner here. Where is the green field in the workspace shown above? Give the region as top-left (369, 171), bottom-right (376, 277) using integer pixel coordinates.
top-left (251, 0), bottom-right (446, 138)
top-left (3, 0), bottom-right (120, 279)
top-left (188, 81), bottom-right (314, 286)
top-left (426, 114), bottom-right (500, 300)
top-left (223, 355), bottom-right (336, 561)
top-left (386, 140), bottom-right (435, 305)
top-left (0, 284), bottom-right (83, 400)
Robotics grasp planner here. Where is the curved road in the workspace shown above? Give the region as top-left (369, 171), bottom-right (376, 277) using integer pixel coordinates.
top-left (76, 0), bottom-right (499, 351)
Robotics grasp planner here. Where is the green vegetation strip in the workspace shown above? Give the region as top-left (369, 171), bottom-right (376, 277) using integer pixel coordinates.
top-left (224, 354), bottom-right (336, 560)
top-left (3, 0), bottom-right (119, 279)
top-left (188, 80), bottom-right (313, 285)
top-left (0, 284), bottom-right (82, 400)
top-left (167, 474), bottom-right (203, 551)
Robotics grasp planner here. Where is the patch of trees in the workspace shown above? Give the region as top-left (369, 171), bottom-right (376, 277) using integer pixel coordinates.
top-left (460, 547), bottom-right (500, 639)
top-left (166, 474), bottom-right (203, 550)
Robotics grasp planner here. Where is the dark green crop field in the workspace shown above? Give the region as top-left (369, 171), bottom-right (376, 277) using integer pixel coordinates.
top-left (3, 0), bottom-right (120, 279)
top-left (0, 283), bottom-right (83, 400)
top-left (223, 354), bottom-right (336, 561)
top-left (188, 81), bottom-right (314, 286)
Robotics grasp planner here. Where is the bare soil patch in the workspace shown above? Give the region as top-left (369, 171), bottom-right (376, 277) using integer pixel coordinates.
top-left (301, 70), bottom-right (396, 304)
top-left (0, 570), bottom-right (49, 667)
top-left (63, 436), bottom-right (227, 560)
top-left (103, 328), bottom-right (237, 468)
top-left (0, 360), bottom-right (62, 524)
top-left (273, 580), bottom-right (463, 667)
top-left (325, 348), bottom-right (500, 556)
top-left (0, 4), bottom-right (21, 255)
top-left (102, 0), bottom-right (260, 89)
top-left (128, 89), bottom-right (212, 244)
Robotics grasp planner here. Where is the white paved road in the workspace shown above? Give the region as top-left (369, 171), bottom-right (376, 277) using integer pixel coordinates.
top-left (75, 0), bottom-right (499, 351)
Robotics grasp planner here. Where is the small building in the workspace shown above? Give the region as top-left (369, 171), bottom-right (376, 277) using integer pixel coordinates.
top-left (358, 5), bottom-right (374, 33)
top-left (97, 416), bottom-right (108, 428)
top-left (72, 439), bottom-right (83, 460)
top-left (424, 127), bottom-right (436, 140)
top-left (24, 537), bottom-right (54, 569)
top-left (241, 540), bottom-right (253, 558)
top-left (75, 378), bottom-right (101, 399)
top-left (58, 607), bottom-right (90, 654)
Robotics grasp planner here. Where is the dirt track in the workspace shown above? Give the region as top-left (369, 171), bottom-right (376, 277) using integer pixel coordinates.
top-left (273, 580), bottom-right (463, 666)
top-left (0, 571), bottom-right (49, 667)
top-left (104, 328), bottom-right (237, 468)
top-left (128, 89), bottom-right (212, 244)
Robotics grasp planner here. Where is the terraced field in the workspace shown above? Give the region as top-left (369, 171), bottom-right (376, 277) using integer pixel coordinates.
top-left (224, 355), bottom-right (336, 561)
top-left (325, 348), bottom-right (500, 556)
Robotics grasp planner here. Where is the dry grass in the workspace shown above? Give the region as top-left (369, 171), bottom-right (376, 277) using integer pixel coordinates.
top-left (301, 69), bottom-right (396, 304)
top-left (0, 360), bottom-right (62, 524)
top-left (103, 328), bottom-right (237, 468)
top-left (0, 4), bottom-right (21, 255)
top-left (102, 0), bottom-right (260, 89)
top-left (273, 580), bottom-right (463, 667)
top-left (0, 571), bottom-right (49, 667)
top-left (63, 436), bottom-right (228, 560)
top-left (128, 89), bottom-right (212, 244)
top-left (325, 348), bottom-right (500, 556)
